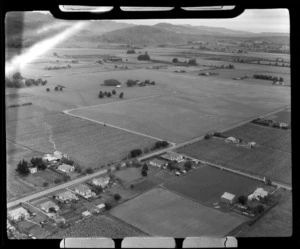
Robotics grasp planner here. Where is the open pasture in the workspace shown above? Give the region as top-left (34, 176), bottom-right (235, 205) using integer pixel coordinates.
top-left (163, 165), bottom-right (262, 205)
top-left (70, 68), bottom-right (290, 143)
top-left (265, 107), bottom-right (291, 123)
top-left (110, 187), bottom-right (248, 237)
top-left (6, 111), bottom-right (158, 170)
top-left (222, 123), bottom-right (291, 153)
top-left (177, 137), bottom-right (291, 185)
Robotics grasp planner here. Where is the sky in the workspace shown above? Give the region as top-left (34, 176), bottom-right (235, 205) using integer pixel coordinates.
top-left (36, 8), bottom-right (289, 33)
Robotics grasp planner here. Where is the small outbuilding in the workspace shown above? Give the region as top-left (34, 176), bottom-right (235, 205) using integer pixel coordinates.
top-left (82, 210), bottom-right (92, 218)
top-left (221, 192), bottom-right (236, 204)
top-left (225, 137), bottom-right (239, 144)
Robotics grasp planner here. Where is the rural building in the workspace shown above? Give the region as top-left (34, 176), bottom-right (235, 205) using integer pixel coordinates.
top-left (82, 210), bottom-right (92, 218)
top-left (57, 164), bottom-right (75, 173)
top-left (248, 188), bottom-right (268, 201)
top-left (248, 142), bottom-right (256, 148)
top-left (160, 152), bottom-right (184, 162)
top-left (29, 166), bottom-right (37, 174)
top-left (74, 184), bottom-right (95, 198)
top-left (92, 177), bottom-right (110, 188)
top-left (53, 151), bottom-right (63, 159)
top-left (97, 204), bottom-right (106, 212)
top-left (221, 192), bottom-right (236, 204)
top-left (8, 207), bottom-right (30, 221)
top-left (43, 154), bottom-right (59, 162)
top-left (39, 200), bottom-right (59, 213)
top-left (279, 122), bottom-right (288, 128)
top-left (57, 190), bottom-right (78, 202)
top-left (225, 137), bottom-right (239, 144)
top-left (148, 158), bottom-right (166, 168)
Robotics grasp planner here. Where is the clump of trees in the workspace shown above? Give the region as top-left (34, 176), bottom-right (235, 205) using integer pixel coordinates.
top-left (85, 167), bottom-right (94, 174)
top-left (103, 79), bottom-right (121, 86)
top-left (114, 193), bottom-right (121, 201)
top-left (137, 52), bottom-right (150, 61)
top-left (129, 149), bottom-right (143, 158)
top-left (253, 74), bottom-right (283, 82)
top-left (119, 92), bottom-right (124, 99)
top-left (44, 65), bottom-right (71, 70)
top-left (184, 161), bottom-right (193, 171)
top-left (16, 159), bottom-right (30, 176)
top-left (172, 58), bottom-right (179, 63)
top-left (151, 141), bottom-right (169, 151)
top-left (237, 195), bottom-right (248, 205)
top-left (127, 49), bottom-right (136, 54)
top-left (6, 72), bottom-right (47, 88)
top-left (188, 59), bottom-right (197, 66)
top-left (30, 157), bottom-right (47, 170)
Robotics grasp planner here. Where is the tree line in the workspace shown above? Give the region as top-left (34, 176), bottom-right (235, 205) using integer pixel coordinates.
top-left (6, 72), bottom-right (47, 88)
top-left (98, 89), bottom-right (124, 99)
top-left (253, 74), bottom-right (284, 82)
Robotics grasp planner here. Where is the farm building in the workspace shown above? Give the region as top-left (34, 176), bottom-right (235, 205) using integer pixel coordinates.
top-left (29, 166), bottom-right (37, 174)
top-left (74, 184), bottom-right (95, 198)
top-left (43, 154), bottom-right (59, 162)
top-left (148, 158), bottom-right (166, 168)
top-left (57, 164), bottom-right (75, 173)
top-left (53, 151), bottom-right (63, 160)
top-left (56, 190), bottom-right (78, 202)
top-left (160, 152), bottom-right (184, 162)
top-left (248, 142), bottom-right (256, 148)
top-left (248, 188), bottom-right (268, 201)
top-left (8, 207), bottom-right (30, 221)
top-left (82, 210), bottom-right (92, 218)
top-left (225, 137), bottom-right (239, 144)
top-left (221, 192), bottom-right (236, 204)
top-left (97, 204), bottom-right (106, 212)
top-left (92, 176), bottom-right (110, 188)
top-left (39, 200), bottom-right (59, 213)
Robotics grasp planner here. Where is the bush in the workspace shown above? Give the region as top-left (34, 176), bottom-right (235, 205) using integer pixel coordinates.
top-left (137, 52), bottom-right (151, 61)
top-left (119, 92), bottom-right (124, 99)
top-left (130, 184), bottom-right (134, 189)
top-left (103, 79), bottom-right (121, 86)
top-left (254, 204), bottom-right (265, 215)
top-left (184, 161), bottom-right (192, 171)
top-left (114, 194), bottom-right (121, 201)
top-left (107, 92), bottom-right (112, 97)
top-left (54, 178), bottom-right (62, 184)
top-left (129, 149), bottom-right (143, 158)
top-left (237, 195), bottom-right (247, 205)
top-left (172, 58), bottom-right (179, 63)
top-left (188, 59), bottom-right (197, 66)
top-left (43, 182), bottom-right (49, 187)
top-left (112, 89), bottom-right (116, 95)
top-left (105, 202), bottom-right (112, 210)
top-left (152, 141), bottom-right (169, 150)
top-left (127, 49), bottom-right (136, 54)
top-left (204, 133), bottom-right (212, 139)
top-left (141, 169), bottom-right (147, 177)
top-left (46, 88), bottom-right (50, 92)
top-left (63, 175), bottom-right (71, 182)
top-left (126, 79), bottom-right (137, 87)
top-left (60, 157), bottom-right (74, 165)
top-left (85, 167), bottom-right (94, 174)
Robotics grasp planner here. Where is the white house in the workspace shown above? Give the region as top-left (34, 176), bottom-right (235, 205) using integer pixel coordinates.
top-left (160, 152), bottom-right (184, 162)
top-left (29, 167), bottom-right (38, 174)
top-left (82, 210), bottom-right (92, 218)
top-left (221, 192), bottom-right (236, 204)
top-left (74, 184), bottom-right (95, 198)
top-left (225, 137), bottom-right (239, 144)
top-left (248, 188), bottom-right (268, 201)
top-left (43, 154), bottom-right (59, 162)
top-left (8, 207), bottom-right (30, 221)
top-left (97, 204), bottom-right (106, 212)
top-left (148, 158), bottom-right (166, 168)
top-left (57, 190), bottom-right (78, 202)
top-left (57, 164), bottom-right (75, 173)
top-left (39, 200), bottom-right (59, 213)
top-left (92, 177), bottom-right (110, 188)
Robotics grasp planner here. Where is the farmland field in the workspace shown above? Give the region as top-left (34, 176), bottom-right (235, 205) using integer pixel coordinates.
top-left (177, 136), bottom-right (291, 185)
top-left (163, 165), bottom-right (262, 205)
top-left (50, 214), bottom-right (147, 238)
top-left (265, 107), bottom-right (291, 123)
top-left (222, 123), bottom-right (291, 153)
top-left (70, 67), bottom-right (290, 143)
top-left (6, 111), bottom-right (158, 170)
top-left (110, 187), bottom-right (249, 237)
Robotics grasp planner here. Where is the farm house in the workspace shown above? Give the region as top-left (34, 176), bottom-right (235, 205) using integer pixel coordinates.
top-left (160, 152), bottom-right (184, 162)
top-left (8, 207), bottom-right (30, 221)
top-left (57, 164), bottom-right (75, 173)
top-left (248, 188), bottom-right (268, 201)
top-left (92, 176), bottom-right (110, 188)
top-left (221, 192), bottom-right (236, 204)
top-left (148, 158), bottom-right (166, 168)
top-left (39, 200), bottom-right (60, 213)
top-left (29, 166), bottom-right (37, 174)
top-left (74, 184), bottom-right (95, 198)
top-left (56, 190), bottom-right (78, 202)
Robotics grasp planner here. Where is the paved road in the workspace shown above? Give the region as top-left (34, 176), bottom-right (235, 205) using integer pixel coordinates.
top-left (7, 169), bottom-right (107, 209)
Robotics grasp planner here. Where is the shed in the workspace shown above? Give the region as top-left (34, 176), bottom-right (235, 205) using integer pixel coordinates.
top-left (29, 167), bottom-right (37, 174)
top-left (97, 204), bottom-right (106, 211)
top-left (82, 211), bottom-right (92, 217)
top-left (225, 137), bottom-right (239, 144)
top-left (221, 192), bottom-right (236, 204)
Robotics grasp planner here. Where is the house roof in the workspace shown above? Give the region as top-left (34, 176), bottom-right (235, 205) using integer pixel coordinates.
top-left (226, 137), bottom-right (237, 141)
top-left (254, 188), bottom-right (268, 196)
top-left (58, 190), bottom-right (76, 199)
top-left (40, 200), bottom-right (58, 210)
top-left (8, 207), bottom-right (29, 217)
top-left (97, 204), bottom-right (106, 209)
top-left (75, 184), bottom-right (91, 192)
top-left (93, 177), bottom-right (110, 184)
top-left (221, 192), bottom-right (236, 200)
top-left (43, 154), bottom-right (58, 161)
top-left (82, 211), bottom-right (91, 216)
top-left (58, 164), bottom-right (74, 171)
top-left (149, 158), bottom-right (166, 165)
top-left (160, 152), bottom-right (182, 160)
